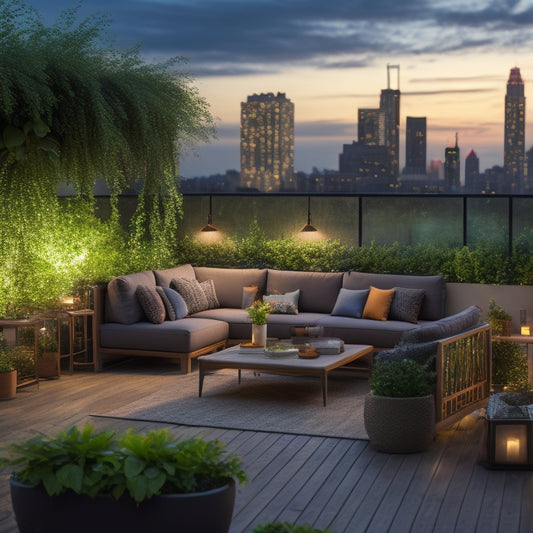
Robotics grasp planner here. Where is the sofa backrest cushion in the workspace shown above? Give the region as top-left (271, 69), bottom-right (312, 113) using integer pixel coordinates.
top-left (153, 264), bottom-right (196, 288)
top-left (399, 305), bottom-right (481, 344)
top-left (194, 267), bottom-right (268, 309)
top-left (342, 271), bottom-right (445, 321)
top-left (266, 269), bottom-right (343, 313)
top-left (105, 270), bottom-right (156, 324)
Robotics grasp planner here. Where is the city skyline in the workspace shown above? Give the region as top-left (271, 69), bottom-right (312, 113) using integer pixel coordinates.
top-left (32, 0), bottom-right (533, 179)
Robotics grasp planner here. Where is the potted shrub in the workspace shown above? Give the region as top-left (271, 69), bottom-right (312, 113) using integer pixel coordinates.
top-left (36, 323), bottom-right (60, 378)
top-left (0, 425), bottom-right (247, 533)
top-left (0, 345), bottom-right (17, 400)
top-left (246, 300), bottom-right (274, 347)
top-left (487, 298), bottom-right (512, 336)
top-left (364, 359), bottom-right (436, 453)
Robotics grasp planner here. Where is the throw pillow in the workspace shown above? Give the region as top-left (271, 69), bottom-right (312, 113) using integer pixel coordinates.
top-left (136, 285), bottom-right (166, 324)
top-left (241, 285), bottom-right (259, 309)
top-left (156, 286), bottom-right (176, 321)
top-left (331, 288), bottom-right (369, 318)
top-left (389, 287), bottom-right (425, 323)
top-left (362, 286), bottom-right (395, 321)
top-left (162, 287), bottom-right (188, 319)
top-left (264, 289), bottom-right (300, 314)
top-left (171, 277), bottom-right (209, 314)
top-left (200, 279), bottom-right (220, 309)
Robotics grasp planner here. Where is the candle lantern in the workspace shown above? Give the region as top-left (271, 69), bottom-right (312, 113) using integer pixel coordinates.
top-left (520, 309), bottom-right (530, 335)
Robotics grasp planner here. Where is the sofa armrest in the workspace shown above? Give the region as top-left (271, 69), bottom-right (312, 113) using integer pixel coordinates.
top-left (435, 323), bottom-right (491, 431)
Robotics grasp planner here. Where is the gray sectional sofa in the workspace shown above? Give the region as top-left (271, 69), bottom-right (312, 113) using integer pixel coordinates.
top-left (93, 264), bottom-right (482, 373)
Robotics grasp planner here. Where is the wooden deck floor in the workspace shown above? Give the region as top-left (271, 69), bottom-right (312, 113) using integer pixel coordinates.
top-left (1, 359), bottom-right (532, 533)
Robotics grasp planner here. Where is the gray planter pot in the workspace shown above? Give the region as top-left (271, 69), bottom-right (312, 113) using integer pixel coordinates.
top-left (364, 392), bottom-right (435, 453)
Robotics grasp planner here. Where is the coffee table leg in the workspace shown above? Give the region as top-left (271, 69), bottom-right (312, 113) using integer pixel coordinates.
top-left (199, 365), bottom-right (204, 397)
top-left (322, 372), bottom-right (327, 407)
top-left (238, 369), bottom-right (241, 384)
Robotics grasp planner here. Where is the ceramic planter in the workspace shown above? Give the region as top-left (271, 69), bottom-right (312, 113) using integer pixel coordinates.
top-left (252, 324), bottom-right (267, 346)
top-left (10, 477), bottom-right (236, 533)
top-left (364, 392), bottom-right (435, 453)
top-left (0, 370), bottom-right (17, 400)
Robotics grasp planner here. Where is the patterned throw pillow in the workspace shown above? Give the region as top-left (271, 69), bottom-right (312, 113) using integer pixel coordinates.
top-left (200, 279), bottom-right (220, 309)
top-left (263, 289), bottom-right (300, 314)
top-left (136, 285), bottom-right (166, 324)
top-left (156, 286), bottom-right (176, 321)
top-left (171, 277), bottom-right (220, 314)
top-left (389, 287), bottom-right (425, 323)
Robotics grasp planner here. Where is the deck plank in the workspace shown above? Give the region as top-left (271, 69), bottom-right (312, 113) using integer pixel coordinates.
top-left (1, 358), bottom-right (532, 533)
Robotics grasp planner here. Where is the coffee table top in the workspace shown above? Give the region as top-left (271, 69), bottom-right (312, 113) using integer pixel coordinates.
top-left (199, 343), bottom-right (373, 371)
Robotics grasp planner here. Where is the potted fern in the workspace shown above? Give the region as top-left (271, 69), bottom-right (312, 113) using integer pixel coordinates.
top-left (0, 425), bottom-right (247, 533)
top-left (364, 359), bottom-right (436, 453)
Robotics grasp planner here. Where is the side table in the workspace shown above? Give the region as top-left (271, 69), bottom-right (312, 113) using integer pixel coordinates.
top-left (66, 309), bottom-right (94, 374)
top-left (493, 334), bottom-right (533, 382)
top-left (0, 317), bottom-right (42, 388)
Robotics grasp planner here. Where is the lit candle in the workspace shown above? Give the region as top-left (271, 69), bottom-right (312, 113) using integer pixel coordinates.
top-left (506, 437), bottom-right (521, 461)
top-left (521, 325), bottom-right (531, 336)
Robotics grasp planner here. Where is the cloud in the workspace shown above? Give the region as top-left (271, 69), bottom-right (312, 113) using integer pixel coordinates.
top-left (403, 88), bottom-right (498, 96)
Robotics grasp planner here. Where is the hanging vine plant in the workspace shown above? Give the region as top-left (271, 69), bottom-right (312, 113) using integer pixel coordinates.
top-left (0, 1), bottom-right (214, 315)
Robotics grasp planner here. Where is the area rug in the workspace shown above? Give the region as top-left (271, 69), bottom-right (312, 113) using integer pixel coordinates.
top-left (95, 369), bottom-right (370, 440)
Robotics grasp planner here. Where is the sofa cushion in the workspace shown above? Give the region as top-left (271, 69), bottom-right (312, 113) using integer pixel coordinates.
top-left (342, 271), bottom-right (445, 321)
top-left (374, 341), bottom-right (439, 369)
top-left (194, 267), bottom-right (268, 309)
top-left (399, 305), bottom-right (481, 344)
top-left (105, 271), bottom-right (156, 324)
top-left (331, 288), bottom-right (369, 318)
top-left (389, 287), bottom-right (425, 323)
top-left (362, 286), bottom-right (395, 321)
top-left (156, 287), bottom-right (176, 321)
top-left (136, 286), bottom-right (166, 324)
top-left (153, 264), bottom-right (196, 288)
top-left (99, 318), bottom-right (229, 353)
top-left (266, 269), bottom-right (343, 313)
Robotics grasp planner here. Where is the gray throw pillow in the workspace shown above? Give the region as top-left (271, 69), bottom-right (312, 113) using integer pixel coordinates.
top-left (331, 288), bottom-right (369, 318)
top-left (389, 287), bottom-right (425, 323)
top-left (241, 285), bottom-right (259, 309)
top-left (162, 287), bottom-right (188, 319)
top-left (156, 286), bottom-right (176, 320)
top-left (136, 285), bottom-right (166, 324)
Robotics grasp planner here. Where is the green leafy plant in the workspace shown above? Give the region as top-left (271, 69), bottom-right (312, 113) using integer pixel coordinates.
top-left (369, 359), bottom-right (435, 398)
top-left (0, 425), bottom-right (246, 504)
top-left (252, 523), bottom-right (335, 533)
top-left (492, 340), bottom-right (529, 390)
top-left (246, 300), bottom-right (274, 325)
top-left (0, 348), bottom-right (15, 373)
top-left (487, 298), bottom-right (512, 335)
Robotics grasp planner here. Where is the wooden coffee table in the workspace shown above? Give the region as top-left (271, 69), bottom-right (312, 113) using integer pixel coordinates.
top-left (198, 343), bottom-right (373, 406)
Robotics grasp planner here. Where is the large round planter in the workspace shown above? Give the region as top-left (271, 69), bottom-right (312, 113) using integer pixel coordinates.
top-left (0, 370), bottom-right (17, 400)
top-left (364, 393), bottom-right (435, 453)
top-left (10, 477), bottom-right (236, 533)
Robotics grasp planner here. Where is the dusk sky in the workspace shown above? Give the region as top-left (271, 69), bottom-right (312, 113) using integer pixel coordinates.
top-left (31, 0), bottom-right (533, 179)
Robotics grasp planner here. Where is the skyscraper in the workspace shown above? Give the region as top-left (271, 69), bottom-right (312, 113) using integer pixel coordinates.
top-left (404, 117), bottom-right (427, 175)
top-left (444, 134), bottom-right (460, 191)
top-left (380, 65), bottom-right (401, 181)
top-left (240, 92), bottom-right (294, 192)
top-left (358, 108), bottom-right (382, 146)
top-left (504, 67), bottom-right (525, 192)
top-left (465, 149), bottom-right (481, 193)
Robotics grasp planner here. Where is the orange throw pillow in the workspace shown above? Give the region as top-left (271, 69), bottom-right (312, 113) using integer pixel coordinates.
top-left (362, 286), bottom-right (396, 321)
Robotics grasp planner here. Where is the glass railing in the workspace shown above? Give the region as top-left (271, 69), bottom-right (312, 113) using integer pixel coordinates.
top-left (180, 193), bottom-right (533, 254)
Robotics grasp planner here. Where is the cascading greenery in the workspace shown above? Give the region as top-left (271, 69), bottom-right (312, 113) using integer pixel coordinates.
top-left (0, 1), bottom-right (214, 316)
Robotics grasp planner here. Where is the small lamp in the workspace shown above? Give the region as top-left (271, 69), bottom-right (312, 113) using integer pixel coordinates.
top-left (200, 195), bottom-right (218, 232)
top-left (300, 196), bottom-right (317, 232)
top-left (489, 421), bottom-right (531, 467)
top-left (520, 309), bottom-right (530, 336)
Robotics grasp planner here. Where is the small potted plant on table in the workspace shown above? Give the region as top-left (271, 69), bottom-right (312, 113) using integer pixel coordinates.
top-left (246, 300), bottom-right (274, 347)
top-left (0, 425), bottom-right (247, 533)
top-left (364, 358), bottom-right (436, 453)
